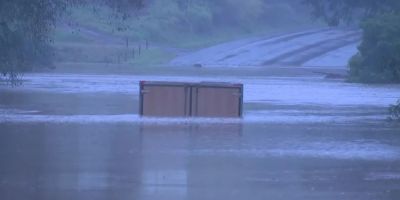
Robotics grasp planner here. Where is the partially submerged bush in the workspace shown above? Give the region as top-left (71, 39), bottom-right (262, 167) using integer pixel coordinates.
top-left (389, 100), bottom-right (400, 121)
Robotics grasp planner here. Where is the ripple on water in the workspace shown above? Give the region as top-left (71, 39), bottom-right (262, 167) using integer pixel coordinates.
top-left (1, 74), bottom-right (399, 106)
top-left (190, 141), bottom-right (400, 161)
top-left (0, 112), bottom-right (386, 125)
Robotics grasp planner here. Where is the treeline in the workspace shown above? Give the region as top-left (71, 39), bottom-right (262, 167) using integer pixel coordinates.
top-left (67, 0), bottom-right (310, 42)
top-left (144, 0), bottom-right (307, 33)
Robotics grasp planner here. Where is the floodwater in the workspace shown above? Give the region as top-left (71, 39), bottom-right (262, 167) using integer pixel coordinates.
top-left (1, 73), bottom-right (400, 200)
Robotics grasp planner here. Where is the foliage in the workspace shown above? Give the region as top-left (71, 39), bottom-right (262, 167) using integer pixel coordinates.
top-left (0, 0), bottom-right (69, 84)
top-left (66, 0), bottom-right (310, 45)
top-left (389, 100), bottom-right (400, 121)
top-left (349, 14), bottom-right (400, 83)
top-left (0, 0), bottom-right (144, 84)
top-left (303, 0), bottom-right (400, 83)
top-left (303, 0), bottom-right (400, 26)
top-left (209, 0), bottom-right (265, 26)
top-left (0, 0), bottom-right (312, 83)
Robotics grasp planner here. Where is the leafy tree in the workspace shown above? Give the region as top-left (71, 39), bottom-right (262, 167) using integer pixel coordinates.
top-left (0, 0), bottom-right (69, 83)
top-left (0, 0), bottom-right (144, 84)
top-left (303, 0), bottom-right (400, 83)
top-left (349, 14), bottom-right (400, 83)
top-left (210, 0), bottom-right (264, 26)
top-left (303, 0), bottom-right (400, 26)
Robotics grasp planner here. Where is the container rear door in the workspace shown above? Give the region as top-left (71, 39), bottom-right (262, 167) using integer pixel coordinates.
top-left (193, 87), bottom-right (242, 118)
top-left (141, 85), bottom-right (188, 117)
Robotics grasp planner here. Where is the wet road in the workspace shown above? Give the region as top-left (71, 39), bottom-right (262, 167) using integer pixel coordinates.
top-left (170, 28), bottom-right (360, 68)
top-left (1, 73), bottom-right (400, 200)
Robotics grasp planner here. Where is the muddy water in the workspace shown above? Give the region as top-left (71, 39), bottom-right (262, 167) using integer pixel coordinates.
top-left (1, 73), bottom-right (400, 200)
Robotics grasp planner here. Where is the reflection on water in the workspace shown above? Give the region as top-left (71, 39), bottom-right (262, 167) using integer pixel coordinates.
top-left (1, 73), bottom-right (400, 199)
top-left (1, 123), bottom-right (400, 200)
top-left (142, 170), bottom-right (188, 197)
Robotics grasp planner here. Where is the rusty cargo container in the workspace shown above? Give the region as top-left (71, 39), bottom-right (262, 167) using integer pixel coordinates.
top-left (139, 81), bottom-right (243, 118)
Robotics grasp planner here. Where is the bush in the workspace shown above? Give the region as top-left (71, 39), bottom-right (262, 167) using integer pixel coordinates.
top-left (389, 100), bottom-right (400, 121)
top-left (0, 23), bottom-right (53, 85)
top-left (349, 13), bottom-right (400, 83)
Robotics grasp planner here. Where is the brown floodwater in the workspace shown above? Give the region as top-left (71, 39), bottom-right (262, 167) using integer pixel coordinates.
top-left (1, 73), bottom-right (400, 200)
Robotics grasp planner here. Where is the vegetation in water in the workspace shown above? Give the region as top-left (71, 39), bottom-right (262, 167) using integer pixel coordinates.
top-left (389, 100), bottom-right (400, 121)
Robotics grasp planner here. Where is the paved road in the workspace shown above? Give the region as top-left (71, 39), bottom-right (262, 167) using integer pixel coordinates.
top-left (171, 28), bottom-right (361, 68)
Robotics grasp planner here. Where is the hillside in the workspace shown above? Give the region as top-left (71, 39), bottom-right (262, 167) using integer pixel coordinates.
top-left (51, 0), bottom-right (321, 72)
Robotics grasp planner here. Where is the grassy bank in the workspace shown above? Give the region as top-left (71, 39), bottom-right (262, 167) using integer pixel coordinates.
top-left (51, 0), bottom-right (320, 71)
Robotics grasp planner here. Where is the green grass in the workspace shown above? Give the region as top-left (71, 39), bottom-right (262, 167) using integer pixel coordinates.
top-left (59, 1), bottom-right (317, 45)
top-left (128, 47), bottom-right (177, 66)
top-left (51, 1), bottom-right (320, 70)
top-left (53, 28), bottom-right (95, 44)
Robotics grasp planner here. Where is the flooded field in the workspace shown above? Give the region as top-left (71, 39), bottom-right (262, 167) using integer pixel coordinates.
top-left (1, 73), bottom-right (400, 200)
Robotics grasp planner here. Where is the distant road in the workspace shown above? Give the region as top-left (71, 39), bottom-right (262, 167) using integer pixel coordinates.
top-left (170, 28), bottom-right (361, 69)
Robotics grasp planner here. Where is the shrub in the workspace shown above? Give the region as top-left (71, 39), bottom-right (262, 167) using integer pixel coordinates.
top-left (389, 100), bottom-right (400, 121)
top-left (349, 13), bottom-right (400, 83)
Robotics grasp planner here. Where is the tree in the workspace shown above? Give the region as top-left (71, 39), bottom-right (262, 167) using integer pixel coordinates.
top-left (349, 14), bottom-right (400, 83)
top-left (303, 0), bottom-right (400, 26)
top-left (303, 0), bottom-right (400, 83)
top-left (0, 0), bottom-right (144, 84)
